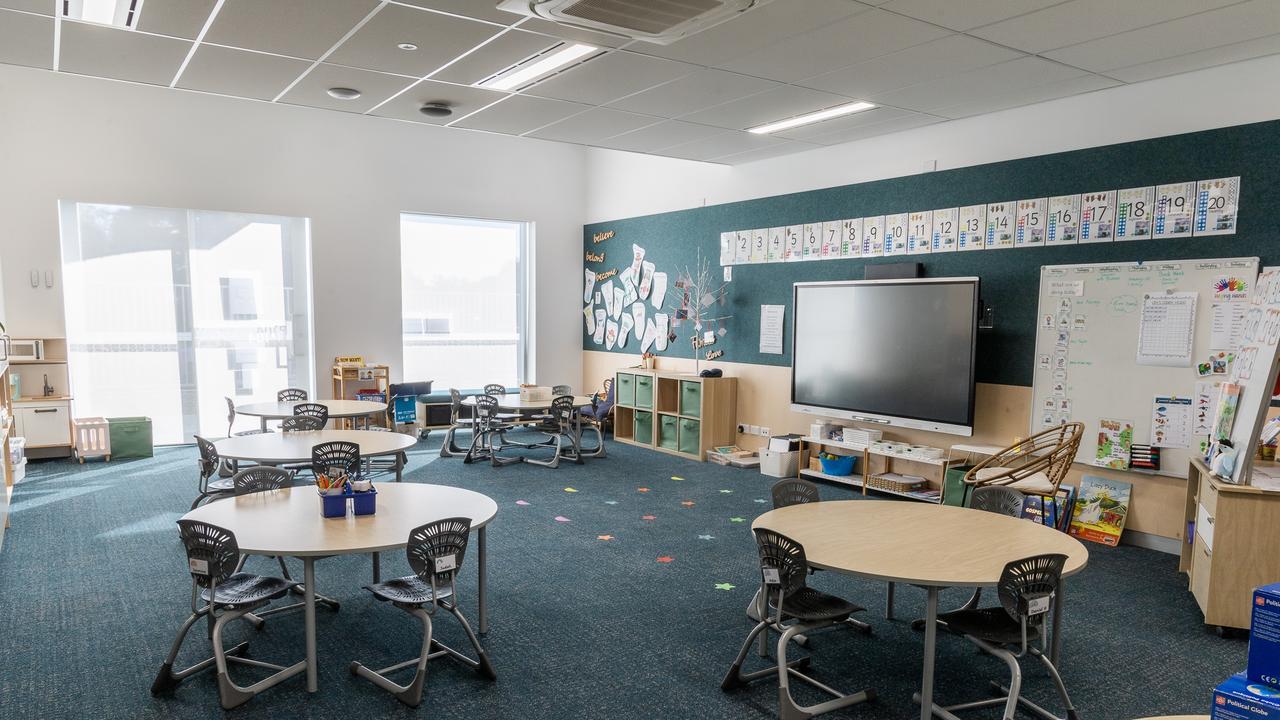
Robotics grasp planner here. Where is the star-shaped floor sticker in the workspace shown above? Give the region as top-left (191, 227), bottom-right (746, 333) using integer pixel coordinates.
top-left (597, 535), bottom-right (614, 541)
top-left (697, 534), bottom-right (715, 541)
top-left (714, 582), bottom-right (735, 591)
top-left (656, 556), bottom-right (674, 563)
top-left (641, 515), bottom-right (657, 521)
top-left (604, 500), bottom-right (619, 505)
top-left (753, 498), bottom-right (767, 503)
top-left (555, 516), bottom-right (571, 522)
top-left (637, 487), bottom-right (650, 493)
top-left (729, 517), bottom-right (746, 523)
top-left (720, 489), bottom-right (733, 494)
top-left (564, 487), bottom-right (578, 493)
top-left (671, 476), bottom-right (684, 481)
top-left (680, 500), bottom-right (695, 507)
top-left (515, 500), bottom-right (530, 506)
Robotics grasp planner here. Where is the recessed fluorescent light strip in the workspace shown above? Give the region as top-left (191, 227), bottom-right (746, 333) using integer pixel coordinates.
top-left (478, 43), bottom-right (597, 91)
top-left (747, 101), bottom-right (876, 134)
top-left (63, 0), bottom-right (142, 28)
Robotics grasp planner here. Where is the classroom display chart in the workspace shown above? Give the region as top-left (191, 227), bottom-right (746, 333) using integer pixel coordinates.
top-left (1217, 266), bottom-right (1280, 484)
top-left (1030, 257), bottom-right (1259, 478)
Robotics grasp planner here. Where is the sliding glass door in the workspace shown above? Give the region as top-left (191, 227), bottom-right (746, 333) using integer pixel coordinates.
top-left (58, 202), bottom-right (313, 444)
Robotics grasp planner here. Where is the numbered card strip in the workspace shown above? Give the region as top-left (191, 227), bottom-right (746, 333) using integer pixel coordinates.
top-left (907, 211), bottom-right (933, 255)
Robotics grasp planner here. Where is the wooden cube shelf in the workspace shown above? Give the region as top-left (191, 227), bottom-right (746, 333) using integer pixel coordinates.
top-left (611, 370), bottom-right (736, 461)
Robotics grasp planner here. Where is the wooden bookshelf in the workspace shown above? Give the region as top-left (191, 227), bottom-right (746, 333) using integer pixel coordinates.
top-left (798, 436), bottom-right (964, 504)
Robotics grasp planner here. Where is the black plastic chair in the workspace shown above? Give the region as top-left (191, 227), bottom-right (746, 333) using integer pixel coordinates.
top-left (294, 402), bottom-right (329, 426)
top-left (463, 395), bottom-right (519, 467)
top-left (312, 441), bottom-right (360, 478)
top-left (151, 520), bottom-right (304, 709)
top-left (439, 389), bottom-right (476, 458)
top-left (577, 380), bottom-right (613, 458)
top-left (525, 395), bottom-right (582, 469)
top-left (277, 388), bottom-right (308, 402)
top-left (930, 553), bottom-right (1078, 720)
top-left (192, 435), bottom-right (235, 510)
top-left (350, 518), bottom-right (496, 707)
top-left (281, 415), bottom-right (324, 432)
top-left (225, 397), bottom-right (270, 437)
top-left (722, 528), bottom-right (875, 719)
top-left (362, 426), bottom-right (407, 482)
top-left (482, 383), bottom-right (521, 422)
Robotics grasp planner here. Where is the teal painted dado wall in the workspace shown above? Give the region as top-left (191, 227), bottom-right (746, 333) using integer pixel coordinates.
top-left (583, 120), bottom-right (1278, 387)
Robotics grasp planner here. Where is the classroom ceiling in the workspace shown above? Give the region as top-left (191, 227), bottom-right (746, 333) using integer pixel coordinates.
top-left (1, 0), bottom-right (1279, 164)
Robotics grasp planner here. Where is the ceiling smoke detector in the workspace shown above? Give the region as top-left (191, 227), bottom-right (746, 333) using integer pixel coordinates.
top-left (495, 0), bottom-right (770, 45)
top-left (419, 103), bottom-right (453, 118)
top-left (326, 87), bottom-right (362, 100)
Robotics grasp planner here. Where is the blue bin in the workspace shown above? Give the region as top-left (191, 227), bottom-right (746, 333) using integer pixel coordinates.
top-left (320, 488), bottom-right (351, 518)
top-left (818, 454), bottom-right (857, 476)
top-left (352, 486), bottom-right (377, 516)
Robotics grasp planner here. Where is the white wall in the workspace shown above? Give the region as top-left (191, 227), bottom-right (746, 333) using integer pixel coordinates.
top-left (0, 63), bottom-right (587, 392)
top-left (585, 53), bottom-right (1280, 222)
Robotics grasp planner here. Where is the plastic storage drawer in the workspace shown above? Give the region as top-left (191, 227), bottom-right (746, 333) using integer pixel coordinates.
top-left (616, 373), bottom-right (635, 406)
top-left (680, 381), bottom-right (701, 417)
top-left (678, 418), bottom-right (701, 455)
top-left (634, 375), bottom-right (654, 409)
top-left (107, 417), bottom-right (153, 458)
top-left (634, 411), bottom-right (653, 445)
top-left (658, 414), bottom-right (679, 451)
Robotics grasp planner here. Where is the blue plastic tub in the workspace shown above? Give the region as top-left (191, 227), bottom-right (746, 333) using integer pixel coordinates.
top-left (818, 454), bottom-right (857, 476)
top-left (352, 486), bottom-right (377, 516)
top-left (320, 487), bottom-right (351, 518)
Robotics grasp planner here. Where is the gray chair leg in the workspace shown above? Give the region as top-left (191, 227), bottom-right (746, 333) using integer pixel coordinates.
top-left (578, 423), bottom-right (607, 458)
top-left (212, 607), bottom-right (306, 710)
top-left (524, 433), bottom-right (563, 468)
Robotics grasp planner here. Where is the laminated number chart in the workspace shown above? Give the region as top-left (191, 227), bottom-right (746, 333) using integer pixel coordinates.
top-left (1136, 292), bottom-right (1197, 367)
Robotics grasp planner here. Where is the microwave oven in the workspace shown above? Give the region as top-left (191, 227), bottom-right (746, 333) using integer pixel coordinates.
top-left (8, 339), bottom-right (43, 361)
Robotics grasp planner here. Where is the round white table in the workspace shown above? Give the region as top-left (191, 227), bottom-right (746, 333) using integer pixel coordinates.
top-left (235, 399), bottom-right (387, 430)
top-left (459, 395), bottom-right (594, 411)
top-left (182, 483), bottom-right (498, 693)
top-left (753, 501), bottom-right (1089, 720)
top-left (215, 429), bottom-right (416, 481)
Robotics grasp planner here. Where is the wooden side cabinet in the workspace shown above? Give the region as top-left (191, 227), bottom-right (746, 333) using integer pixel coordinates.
top-left (612, 369), bottom-right (736, 461)
top-left (1180, 457), bottom-right (1280, 631)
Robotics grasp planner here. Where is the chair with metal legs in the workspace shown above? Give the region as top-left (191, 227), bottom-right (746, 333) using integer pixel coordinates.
top-left (525, 395), bottom-right (582, 469)
top-left (531, 385), bottom-right (575, 430)
top-left (362, 426), bottom-right (407, 481)
top-left (293, 402), bottom-right (330, 426)
top-left (463, 395), bottom-right (520, 467)
top-left (350, 517), bottom-right (496, 707)
top-left (277, 388), bottom-right (307, 402)
top-left (440, 389), bottom-right (477, 458)
top-left (281, 415), bottom-right (323, 432)
top-left (925, 553), bottom-right (1078, 720)
top-left (576, 380), bottom-right (613, 458)
top-left (722, 528), bottom-right (876, 719)
top-left (151, 520), bottom-right (305, 709)
top-left (312, 440), bottom-right (360, 478)
top-left (482, 384), bottom-right (522, 424)
top-left (192, 436), bottom-right (235, 510)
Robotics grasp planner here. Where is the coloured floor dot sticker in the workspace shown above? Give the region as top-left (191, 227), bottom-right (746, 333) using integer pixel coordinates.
top-left (641, 515), bottom-right (656, 521)
top-left (564, 487), bottom-right (578, 493)
top-left (515, 500), bottom-right (530, 506)
top-left (555, 516), bottom-right (571, 522)
top-left (656, 556), bottom-right (674, 563)
top-left (597, 535), bottom-right (614, 541)
top-left (729, 517), bottom-right (745, 523)
top-left (714, 583), bottom-right (735, 591)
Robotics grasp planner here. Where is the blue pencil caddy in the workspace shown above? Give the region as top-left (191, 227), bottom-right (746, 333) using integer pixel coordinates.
top-left (319, 487), bottom-right (351, 518)
top-left (352, 486), bottom-right (377, 516)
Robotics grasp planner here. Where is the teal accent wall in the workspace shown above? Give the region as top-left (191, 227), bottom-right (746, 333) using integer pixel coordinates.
top-left (583, 120), bottom-right (1278, 387)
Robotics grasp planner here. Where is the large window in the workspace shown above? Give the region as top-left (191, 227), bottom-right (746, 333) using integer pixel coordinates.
top-left (58, 202), bottom-right (313, 444)
top-left (400, 214), bottom-right (529, 389)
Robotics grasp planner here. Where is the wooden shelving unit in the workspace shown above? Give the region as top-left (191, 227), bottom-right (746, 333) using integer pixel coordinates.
top-left (612, 369), bottom-right (736, 462)
top-left (798, 435), bottom-right (964, 504)
top-left (8, 337), bottom-right (73, 459)
top-left (331, 362), bottom-right (390, 429)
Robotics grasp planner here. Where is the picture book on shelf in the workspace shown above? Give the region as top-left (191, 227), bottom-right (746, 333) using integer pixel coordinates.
top-left (1068, 475), bottom-right (1132, 546)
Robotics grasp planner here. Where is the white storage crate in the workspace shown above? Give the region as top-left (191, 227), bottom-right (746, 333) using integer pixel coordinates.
top-left (760, 449), bottom-right (800, 478)
top-left (72, 417), bottom-right (111, 463)
top-left (519, 386), bottom-right (551, 402)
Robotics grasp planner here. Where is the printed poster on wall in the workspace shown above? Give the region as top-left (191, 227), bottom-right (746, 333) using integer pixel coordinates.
top-left (931, 207), bottom-right (958, 252)
top-left (1079, 190), bottom-right (1116, 243)
top-left (719, 232), bottom-right (734, 265)
top-left (884, 212), bottom-right (909, 256)
top-left (821, 221), bottom-right (842, 258)
top-left (1093, 418), bottom-right (1133, 470)
top-left (984, 202), bottom-right (1015, 249)
top-left (749, 228), bottom-right (767, 263)
top-left (1153, 181), bottom-right (1196, 239)
top-left (784, 225), bottom-right (802, 261)
top-left (842, 218), bottom-right (863, 257)
top-left (907, 211), bottom-right (933, 254)
top-left (1194, 176), bottom-right (1240, 236)
top-left (862, 216), bottom-right (885, 256)
top-left (734, 230), bottom-right (751, 264)
top-left (767, 227), bottom-right (784, 262)
top-left (1046, 194), bottom-right (1081, 245)
top-left (1114, 186), bottom-right (1155, 241)
top-left (802, 223), bottom-right (820, 260)
top-left (957, 204), bottom-right (986, 251)
top-left (1015, 198), bottom-right (1047, 248)
top-left (1151, 395), bottom-right (1192, 448)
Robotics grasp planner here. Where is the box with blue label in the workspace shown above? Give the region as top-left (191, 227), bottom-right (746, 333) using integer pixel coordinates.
top-left (1213, 673), bottom-right (1280, 719)
top-left (1250, 583), bottom-right (1280, 687)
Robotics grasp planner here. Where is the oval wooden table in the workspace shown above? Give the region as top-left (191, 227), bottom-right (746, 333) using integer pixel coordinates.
top-left (215, 429), bottom-right (416, 481)
top-left (753, 501), bottom-right (1089, 720)
top-left (182, 483), bottom-right (498, 693)
top-left (235, 399), bottom-right (387, 430)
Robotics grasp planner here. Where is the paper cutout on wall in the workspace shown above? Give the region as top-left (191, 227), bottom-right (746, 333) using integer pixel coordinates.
top-left (600, 280), bottom-right (615, 317)
top-left (655, 313), bottom-right (669, 351)
top-left (593, 309), bottom-right (606, 345)
top-left (630, 244), bottom-right (645, 276)
top-left (605, 320), bottom-right (619, 350)
top-left (583, 305), bottom-right (594, 334)
top-left (631, 303), bottom-right (646, 340)
top-left (641, 319), bottom-right (657, 353)
top-left (639, 261), bottom-right (655, 299)
top-left (619, 267), bottom-right (638, 305)
top-left (619, 313), bottom-right (633, 347)
top-left (652, 272), bottom-right (668, 308)
top-left (583, 269), bottom-right (595, 303)
top-left (611, 286), bottom-right (624, 320)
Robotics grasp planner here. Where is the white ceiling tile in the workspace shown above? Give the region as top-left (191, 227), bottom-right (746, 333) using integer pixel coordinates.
top-left (391, 0), bottom-right (524, 25)
top-left (880, 0), bottom-right (1062, 31)
top-left (0, 0), bottom-right (53, 14)
top-left (868, 56), bottom-right (1086, 113)
top-left (662, 131), bottom-right (787, 162)
top-left (633, 0), bottom-right (870, 67)
top-left (798, 34), bottom-right (1023, 97)
top-left (715, 140), bottom-right (824, 165)
top-left (526, 107), bottom-right (659, 143)
top-left (1043, 0), bottom-right (1280, 72)
top-left (607, 68), bottom-right (778, 118)
top-left (772, 105), bottom-right (917, 141)
top-left (59, 20), bottom-right (192, 86)
top-left (798, 112), bottom-right (943, 146)
top-left (719, 9), bottom-right (951, 83)
top-left (524, 51), bottom-right (696, 105)
top-left (0, 8), bottom-right (52, 70)
top-left (678, 84), bottom-right (854, 130)
top-left (176, 45), bottom-right (311, 101)
top-left (431, 29), bottom-right (558, 85)
top-left (451, 94), bottom-right (590, 134)
top-left (517, 18), bottom-right (634, 48)
top-left (135, 0), bottom-right (219, 40)
top-left (936, 73), bottom-right (1120, 118)
top-left (368, 79), bottom-right (506, 125)
top-left (601, 120), bottom-right (726, 153)
top-left (278, 63), bottom-right (417, 113)
top-left (205, 0), bottom-right (381, 60)
top-left (971, 0), bottom-right (1242, 54)
top-left (1106, 32), bottom-right (1280, 83)
top-left (326, 3), bottom-right (500, 77)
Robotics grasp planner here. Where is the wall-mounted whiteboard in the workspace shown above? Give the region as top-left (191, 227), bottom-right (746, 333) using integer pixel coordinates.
top-left (1031, 257), bottom-right (1260, 478)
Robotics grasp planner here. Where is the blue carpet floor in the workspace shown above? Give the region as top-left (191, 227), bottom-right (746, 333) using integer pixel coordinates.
top-left (0, 431), bottom-right (1245, 718)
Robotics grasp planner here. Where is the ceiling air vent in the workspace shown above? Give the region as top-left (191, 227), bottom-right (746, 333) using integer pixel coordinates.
top-left (496, 0), bottom-right (770, 45)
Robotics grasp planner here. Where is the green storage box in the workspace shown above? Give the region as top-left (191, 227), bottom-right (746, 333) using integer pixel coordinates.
top-left (616, 373), bottom-right (635, 406)
top-left (680, 381), bottom-right (701, 417)
top-left (943, 464), bottom-right (974, 507)
top-left (634, 374), bottom-right (654, 409)
top-left (658, 414), bottom-right (678, 451)
top-left (634, 411), bottom-right (653, 445)
top-left (108, 416), bottom-right (154, 459)
top-left (678, 418), bottom-right (700, 455)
